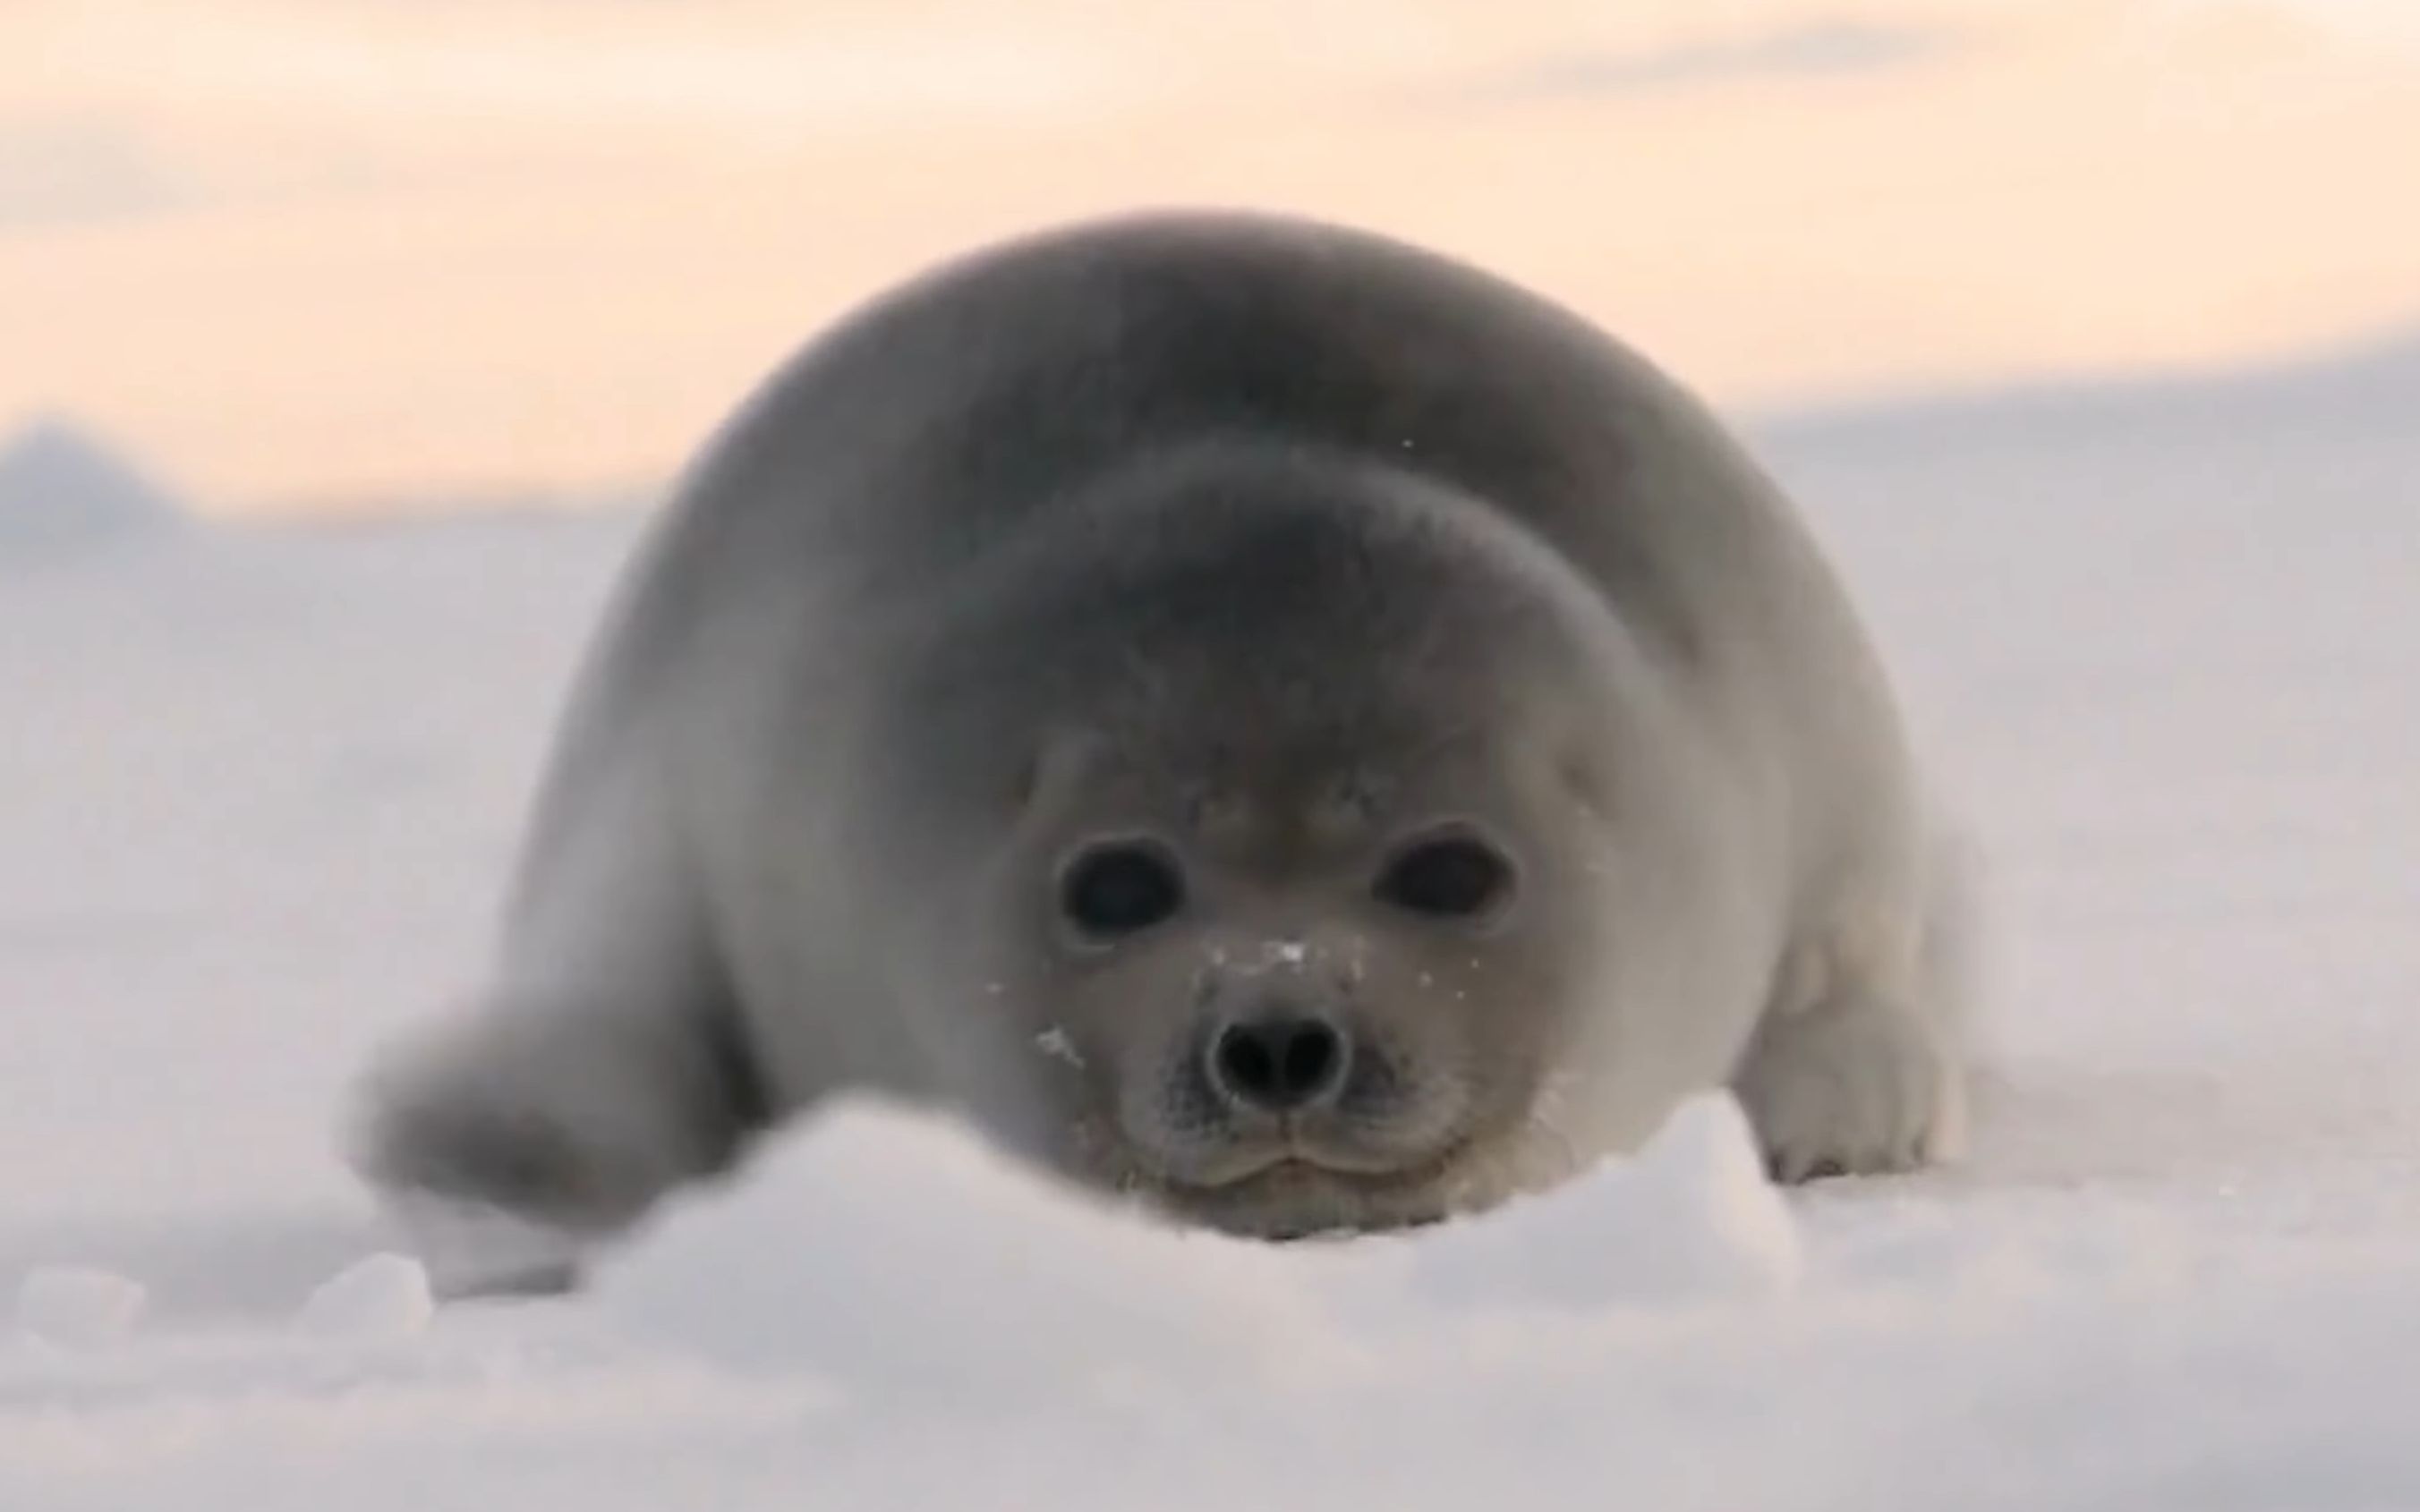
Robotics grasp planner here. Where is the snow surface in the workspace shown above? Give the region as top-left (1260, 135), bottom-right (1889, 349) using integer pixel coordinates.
top-left (4, 339), bottom-right (2420, 1507)
top-left (592, 1091), bottom-right (1802, 1393)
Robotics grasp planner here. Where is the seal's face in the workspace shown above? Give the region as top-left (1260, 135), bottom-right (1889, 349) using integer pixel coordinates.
top-left (987, 712), bottom-right (1612, 1239)
top-left (881, 455), bottom-right (1647, 1237)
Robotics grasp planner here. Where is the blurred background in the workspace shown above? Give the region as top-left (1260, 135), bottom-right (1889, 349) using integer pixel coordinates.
top-left (5, 0), bottom-right (2418, 519)
top-left (3, 0), bottom-right (2418, 1308)
top-left (5, 8), bottom-right (2420, 1496)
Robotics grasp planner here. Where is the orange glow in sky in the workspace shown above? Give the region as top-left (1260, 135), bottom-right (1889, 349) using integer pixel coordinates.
top-left (4, 0), bottom-right (2417, 514)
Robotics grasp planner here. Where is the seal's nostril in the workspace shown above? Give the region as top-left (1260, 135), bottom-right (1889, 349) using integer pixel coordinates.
top-left (1221, 1031), bottom-right (1276, 1100)
top-left (1280, 1023), bottom-right (1335, 1092)
top-left (1209, 1014), bottom-right (1349, 1113)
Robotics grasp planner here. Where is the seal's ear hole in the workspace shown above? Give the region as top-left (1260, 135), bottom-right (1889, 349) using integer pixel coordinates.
top-left (1373, 833), bottom-right (1515, 922)
top-left (1060, 840), bottom-right (1187, 941)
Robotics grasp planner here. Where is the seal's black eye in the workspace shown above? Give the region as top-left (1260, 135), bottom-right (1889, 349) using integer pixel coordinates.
top-left (1374, 835), bottom-right (1513, 921)
top-left (1061, 842), bottom-right (1186, 939)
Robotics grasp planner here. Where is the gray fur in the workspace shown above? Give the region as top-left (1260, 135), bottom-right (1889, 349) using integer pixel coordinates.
top-left (346, 209), bottom-right (1972, 1288)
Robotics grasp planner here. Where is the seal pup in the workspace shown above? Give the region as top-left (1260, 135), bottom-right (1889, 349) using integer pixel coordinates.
top-left (348, 208), bottom-right (1971, 1287)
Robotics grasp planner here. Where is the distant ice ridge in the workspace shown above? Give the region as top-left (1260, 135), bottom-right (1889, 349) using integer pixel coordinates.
top-left (0, 415), bottom-right (188, 561)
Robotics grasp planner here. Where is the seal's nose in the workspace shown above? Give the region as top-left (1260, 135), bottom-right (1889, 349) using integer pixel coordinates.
top-left (1207, 1011), bottom-right (1350, 1114)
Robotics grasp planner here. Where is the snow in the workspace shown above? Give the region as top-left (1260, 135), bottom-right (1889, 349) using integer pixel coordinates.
top-left (4, 338), bottom-right (2420, 1506)
top-left (592, 1089), bottom-right (1797, 1397)
top-left (1383, 1091), bottom-right (1803, 1310)
top-left (294, 1255), bottom-right (432, 1344)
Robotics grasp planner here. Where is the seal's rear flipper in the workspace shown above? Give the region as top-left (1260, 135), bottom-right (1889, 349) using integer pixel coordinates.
top-left (343, 957), bottom-right (769, 1240)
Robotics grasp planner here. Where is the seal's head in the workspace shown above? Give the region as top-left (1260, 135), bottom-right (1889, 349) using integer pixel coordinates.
top-left (873, 446), bottom-right (1685, 1237)
top-left (1022, 737), bottom-right (1589, 1239)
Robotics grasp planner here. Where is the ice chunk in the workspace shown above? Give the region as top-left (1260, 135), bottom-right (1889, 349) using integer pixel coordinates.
top-left (15, 1264), bottom-right (149, 1346)
top-left (295, 1253), bottom-right (434, 1341)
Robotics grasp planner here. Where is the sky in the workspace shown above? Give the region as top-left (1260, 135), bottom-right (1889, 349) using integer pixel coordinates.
top-left (4, 0), bottom-right (2418, 515)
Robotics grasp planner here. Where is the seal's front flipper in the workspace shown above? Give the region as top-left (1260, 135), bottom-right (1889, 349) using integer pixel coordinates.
top-left (378, 1188), bottom-right (591, 1303)
top-left (1731, 988), bottom-right (1964, 1185)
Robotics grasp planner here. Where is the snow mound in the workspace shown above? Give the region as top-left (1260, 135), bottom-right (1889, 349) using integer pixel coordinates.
top-left (594, 1090), bottom-right (1795, 1406)
top-left (0, 415), bottom-right (188, 560)
top-left (1400, 1092), bottom-right (1801, 1312)
top-left (593, 1099), bottom-right (1342, 1404)
top-left (14, 1267), bottom-right (148, 1348)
